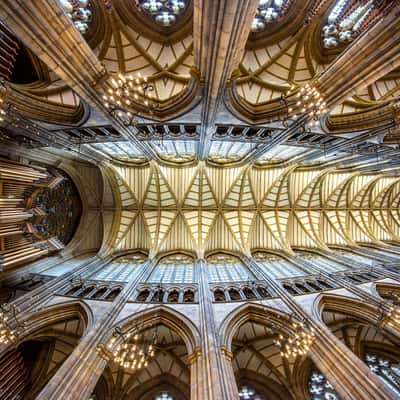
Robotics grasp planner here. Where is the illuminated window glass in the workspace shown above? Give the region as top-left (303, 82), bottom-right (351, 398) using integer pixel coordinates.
top-left (207, 254), bottom-right (252, 282)
top-left (89, 255), bottom-right (146, 282)
top-left (308, 370), bottom-right (340, 399)
top-left (59, 0), bottom-right (92, 34)
top-left (322, 0), bottom-right (377, 49)
top-left (251, 0), bottom-right (291, 33)
top-left (366, 354), bottom-right (400, 396)
top-left (299, 253), bottom-right (347, 273)
top-left (148, 254), bottom-right (194, 283)
top-left (139, 0), bottom-right (188, 27)
top-left (239, 385), bottom-right (265, 400)
top-left (254, 252), bottom-right (304, 279)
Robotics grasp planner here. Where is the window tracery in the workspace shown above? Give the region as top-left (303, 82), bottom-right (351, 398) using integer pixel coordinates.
top-left (59, 0), bottom-right (92, 34)
top-left (139, 0), bottom-right (187, 27)
top-left (253, 252), bottom-right (304, 279)
top-left (308, 370), bottom-right (340, 400)
top-left (322, 0), bottom-right (376, 49)
top-left (154, 393), bottom-right (174, 400)
top-left (251, 0), bottom-right (291, 32)
top-left (238, 385), bottom-right (265, 400)
top-left (207, 254), bottom-right (252, 282)
top-left (365, 354), bottom-right (400, 394)
top-left (148, 254), bottom-right (194, 283)
top-left (90, 255), bottom-right (146, 282)
top-left (89, 142), bottom-right (146, 163)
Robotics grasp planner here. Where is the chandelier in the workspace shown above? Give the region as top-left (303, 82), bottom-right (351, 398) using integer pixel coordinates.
top-left (274, 319), bottom-right (315, 359)
top-left (0, 304), bottom-right (24, 345)
top-left (102, 73), bottom-right (155, 126)
top-left (139, 0), bottom-right (187, 27)
top-left (60, 0), bottom-right (92, 34)
top-left (284, 82), bottom-right (328, 127)
top-left (97, 326), bottom-right (157, 372)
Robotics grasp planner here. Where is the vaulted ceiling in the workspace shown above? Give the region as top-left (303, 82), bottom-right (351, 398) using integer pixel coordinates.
top-left (109, 162), bottom-right (400, 257)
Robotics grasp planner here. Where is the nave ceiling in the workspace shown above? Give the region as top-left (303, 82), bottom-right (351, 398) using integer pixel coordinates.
top-left (108, 161), bottom-right (400, 258)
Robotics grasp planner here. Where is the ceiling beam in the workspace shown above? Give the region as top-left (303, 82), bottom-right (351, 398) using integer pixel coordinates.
top-left (0, 0), bottom-right (157, 159)
top-left (193, 0), bottom-right (259, 159)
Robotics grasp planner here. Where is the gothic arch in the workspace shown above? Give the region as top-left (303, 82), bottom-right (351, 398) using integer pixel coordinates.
top-left (108, 305), bottom-right (200, 355)
top-left (311, 293), bottom-right (384, 327)
top-left (219, 302), bottom-right (294, 354)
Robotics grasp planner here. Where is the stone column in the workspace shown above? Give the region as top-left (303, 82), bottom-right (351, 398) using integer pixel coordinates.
top-left (244, 257), bottom-right (399, 400)
top-left (193, 0), bottom-right (259, 158)
top-left (34, 259), bottom-right (155, 400)
top-left (191, 259), bottom-right (238, 399)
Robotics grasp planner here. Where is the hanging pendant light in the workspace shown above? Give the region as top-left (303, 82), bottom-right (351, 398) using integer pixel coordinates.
top-left (97, 325), bottom-right (158, 372)
top-left (102, 73), bottom-right (156, 126)
top-left (274, 318), bottom-right (316, 359)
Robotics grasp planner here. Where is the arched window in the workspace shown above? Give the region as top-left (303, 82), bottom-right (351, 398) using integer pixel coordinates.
top-left (207, 254), bottom-right (252, 282)
top-left (149, 254), bottom-right (194, 284)
top-left (89, 254), bottom-right (146, 282)
top-left (228, 288), bottom-right (241, 301)
top-left (254, 252), bottom-right (305, 279)
top-left (79, 286), bottom-right (94, 298)
top-left (92, 287), bottom-right (108, 299)
top-left (213, 289), bottom-right (226, 302)
top-left (238, 385), bottom-right (266, 399)
top-left (365, 354), bottom-right (400, 395)
top-left (139, 0), bottom-right (188, 27)
top-left (65, 285), bottom-right (82, 296)
top-left (308, 370), bottom-right (340, 399)
top-left (256, 286), bottom-right (270, 298)
top-left (183, 290), bottom-right (195, 303)
top-left (59, 0), bottom-right (92, 34)
top-left (167, 290), bottom-right (180, 303)
top-left (322, 0), bottom-right (380, 49)
top-left (105, 288), bottom-right (121, 301)
top-left (154, 392), bottom-right (174, 400)
top-left (283, 284), bottom-right (298, 296)
top-left (251, 0), bottom-right (292, 33)
top-left (137, 289), bottom-right (150, 302)
top-left (243, 287), bottom-right (257, 300)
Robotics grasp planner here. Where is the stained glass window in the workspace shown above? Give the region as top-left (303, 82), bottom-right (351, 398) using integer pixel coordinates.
top-left (59, 0), bottom-right (92, 34)
top-left (308, 370), bottom-right (340, 400)
top-left (89, 142), bottom-right (146, 162)
top-left (365, 354), bottom-right (400, 395)
top-left (251, 0), bottom-right (290, 32)
top-left (239, 386), bottom-right (265, 400)
top-left (139, 0), bottom-right (187, 26)
top-left (322, 0), bottom-right (376, 49)
top-left (154, 140), bottom-right (197, 163)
